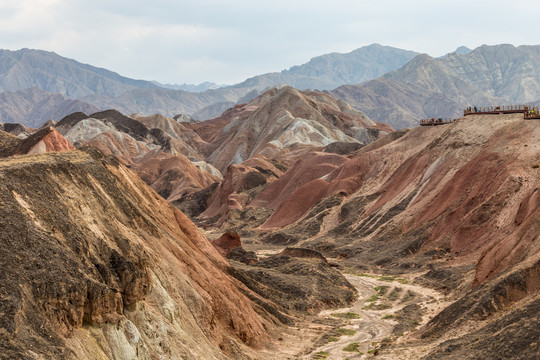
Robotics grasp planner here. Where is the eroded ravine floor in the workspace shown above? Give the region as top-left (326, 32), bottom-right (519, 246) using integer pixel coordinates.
top-left (299, 271), bottom-right (449, 360)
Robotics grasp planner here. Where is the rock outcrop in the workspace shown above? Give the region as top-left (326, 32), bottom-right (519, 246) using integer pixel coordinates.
top-left (56, 110), bottom-right (221, 202)
top-left (0, 148), bottom-right (272, 359)
top-left (191, 87), bottom-right (391, 174)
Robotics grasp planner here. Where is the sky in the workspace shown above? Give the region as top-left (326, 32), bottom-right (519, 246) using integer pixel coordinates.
top-left (1, 0), bottom-right (540, 85)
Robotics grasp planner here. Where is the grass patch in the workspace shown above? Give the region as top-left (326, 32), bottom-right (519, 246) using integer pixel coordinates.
top-left (366, 295), bottom-right (379, 303)
top-left (336, 328), bottom-right (357, 336)
top-left (374, 285), bottom-right (390, 295)
top-left (382, 314), bottom-right (395, 319)
top-left (344, 270), bottom-right (378, 278)
top-left (313, 351), bottom-right (329, 359)
top-left (378, 276), bottom-right (395, 282)
top-left (342, 342), bottom-right (360, 352)
top-left (331, 312), bottom-right (361, 319)
top-left (532, 164), bottom-right (539, 169)
top-left (396, 278), bottom-right (409, 284)
top-left (327, 336), bottom-right (339, 342)
top-left (362, 302), bottom-right (391, 310)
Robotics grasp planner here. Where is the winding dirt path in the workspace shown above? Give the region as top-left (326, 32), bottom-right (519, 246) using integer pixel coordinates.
top-left (300, 273), bottom-right (447, 359)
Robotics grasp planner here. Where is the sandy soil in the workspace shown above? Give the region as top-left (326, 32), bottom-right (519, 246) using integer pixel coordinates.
top-left (299, 272), bottom-right (450, 360)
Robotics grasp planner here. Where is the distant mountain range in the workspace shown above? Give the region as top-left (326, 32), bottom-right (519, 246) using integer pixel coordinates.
top-left (0, 44), bottom-right (418, 126)
top-left (329, 44), bottom-right (540, 128)
top-left (230, 43), bottom-right (419, 90)
top-left (2, 44), bottom-right (540, 129)
top-left (0, 48), bottom-right (160, 98)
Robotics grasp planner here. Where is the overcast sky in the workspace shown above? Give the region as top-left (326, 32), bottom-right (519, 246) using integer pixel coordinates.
top-left (1, 0), bottom-right (539, 85)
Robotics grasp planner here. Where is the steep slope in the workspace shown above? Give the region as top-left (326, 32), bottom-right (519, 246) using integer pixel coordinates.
top-left (232, 44), bottom-right (418, 91)
top-left (257, 114), bottom-right (539, 282)
top-left (330, 78), bottom-right (465, 129)
top-left (58, 110), bottom-right (220, 202)
top-left (10, 126), bottom-right (75, 155)
top-left (0, 129), bottom-right (21, 157)
top-left (0, 148), bottom-right (272, 359)
top-left (441, 44), bottom-right (540, 102)
top-left (202, 86), bottom-right (391, 173)
top-left (0, 48), bottom-right (160, 97)
top-left (238, 114), bottom-right (539, 358)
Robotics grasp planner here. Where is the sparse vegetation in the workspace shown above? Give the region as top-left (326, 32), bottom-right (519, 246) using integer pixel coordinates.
top-left (388, 287), bottom-right (403, 301)
top-left (382, 314), bottom-right (395, 319)
top-left (344, 270), bottom-right (378, 278)
top-left (363, 302), bottom-right (391, 310)
top-left (312, 351), bottom-right (329, 359)
top-left (336, 328), bottom-right (357, 336)
top-left (332, 312), bottom-right (361, 319)
top-left (532, 163), bottom-right (539, 168)
top-left (400, 290), bottom-right (417, 303)
top-left (342, 342), bottom-right (360, 352)
top-left (366, 295), bottom-right (379, 302)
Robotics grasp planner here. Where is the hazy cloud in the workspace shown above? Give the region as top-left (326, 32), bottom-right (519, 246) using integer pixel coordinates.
top-left (1, 0), bottom-right (539, 84)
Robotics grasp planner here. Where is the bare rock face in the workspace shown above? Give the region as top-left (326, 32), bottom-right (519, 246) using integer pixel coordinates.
top-left (250, 113), bottom-right (539, 359)
top-left (255, 115), bottom-right (539, 285)
top-left (190, 86), bottom-right (391, 174)
top-left (211, 232), bottom-right (259, 265)
top-left (0, 126), bottom-right (75, 158)
top-left (200, 162), bottom-right (279, 226)
top-left (0, 148), bottom-right (270, 359)
top-left (56, 110), bottom-right (221, 202)
top-left (211, 231), bottom-right (242, 257)
top-left (331, 44), bottom-right (540, 129)
top-left (251, 151), bottom-right (348, 229)
top-left (12, 126), bottom-right (75, 155)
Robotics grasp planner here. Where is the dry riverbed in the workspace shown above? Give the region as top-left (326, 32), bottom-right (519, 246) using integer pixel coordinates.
top-left (300, 271), bottom-right (449, 360)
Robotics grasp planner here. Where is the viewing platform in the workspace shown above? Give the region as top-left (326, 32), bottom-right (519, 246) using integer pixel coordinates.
top-left (524, 106), bottom-right (540, 119)
top-left (464, 105), bottom-right (531, 116)
top-left (419, 118), bottom-right (455, 126)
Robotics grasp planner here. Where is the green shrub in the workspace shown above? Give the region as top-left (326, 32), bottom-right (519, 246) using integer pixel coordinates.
top-left (313, 351), bottom-right (329, 359)
top-left (342, 342), bottom-right (360, 352)
top-left (331, 312), bottom-right (361, 319)
top-left (336, 328), bottom-right (357, 336)
top-left (366, 295), bottom-right (379, 302)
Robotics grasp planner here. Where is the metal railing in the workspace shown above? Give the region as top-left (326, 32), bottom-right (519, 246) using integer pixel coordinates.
top-left (464, 105), bottom-right (531, 115)
top-left (419, 118), bottom-right (455, 126)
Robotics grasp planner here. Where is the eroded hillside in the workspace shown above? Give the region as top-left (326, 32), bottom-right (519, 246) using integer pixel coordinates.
top-left (201, 113), bottom-right (539, 359)
top-left (0, 148), bottom-right (276, 359)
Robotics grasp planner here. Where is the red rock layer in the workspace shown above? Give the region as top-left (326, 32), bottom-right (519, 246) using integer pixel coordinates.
top-left (256, 114), bottom-right (540, 287)
top-left (12, 127), bottom-right (75, 155)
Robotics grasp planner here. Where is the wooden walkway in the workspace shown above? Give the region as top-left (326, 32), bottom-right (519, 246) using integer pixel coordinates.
top-left (420, 105), bottom-right (540, 126)
top-left (464, 105), bottom-right (531, 116)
